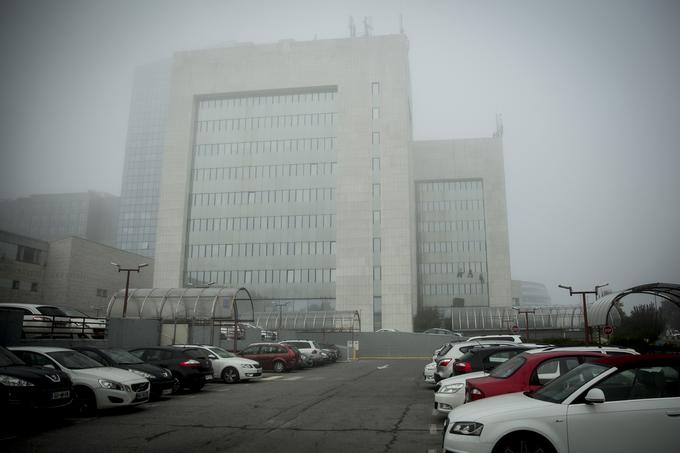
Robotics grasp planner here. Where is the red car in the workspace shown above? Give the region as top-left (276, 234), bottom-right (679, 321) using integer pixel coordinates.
top-left (238, 342), bottom-right (299, 373)
top-left (465, 350), bottom-right (607, 402)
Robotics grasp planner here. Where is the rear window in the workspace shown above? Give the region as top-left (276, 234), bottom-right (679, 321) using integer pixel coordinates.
top-left (489, 355), bottom-right (526, 378)
top-left (184, 349), bottom-right (209, 359)
top-left (37, 306), bottom-right (67, 317)
top-left (437, 344), bottom-right (453, 356)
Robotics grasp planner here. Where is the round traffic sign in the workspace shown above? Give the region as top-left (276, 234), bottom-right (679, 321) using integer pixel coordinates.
top-left (511, 325), bottom-right (520, 334)
top-left (603, 325), bottom-right (614, 335)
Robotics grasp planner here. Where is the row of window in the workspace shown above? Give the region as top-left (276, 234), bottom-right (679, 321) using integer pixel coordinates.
top-left (192, 161), bottom-right (337, 182)
top-left (16, 245), bottom-right (43, 265)
top-left (191, 188), bottom-right (335, 207)
top-left (189, 214), bottom-right (336, 232)
top-left (186, 267), bottom-right (337, 286)
top-left (188, 240), bottom-right (336, 258)
top-left (418, 199), bottom-right (484, 211)
top-left (417, 180), bottom-right (483, 193)
top-left (418, 220), bottom-right (486, 233)
top-left (419, 240), bottom-right (487, 254)
top-left (198, 91), bottom-right (337, 110)
top-left (194, 137), bottom-right (335, 157)
top-left (421, 283), bottom-right (486, 296)
top-left (196, 112), bottom-right (337, 133)
top-left (2, 279), bottom-right (39, 292)
top-left (418, 262), bottom-right (487, 275)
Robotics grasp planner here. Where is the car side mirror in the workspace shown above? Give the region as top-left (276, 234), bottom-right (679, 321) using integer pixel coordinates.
top-left (208, 354), bottom-right (217, 360)
top-left (584, 388), bottom-right (605, 404)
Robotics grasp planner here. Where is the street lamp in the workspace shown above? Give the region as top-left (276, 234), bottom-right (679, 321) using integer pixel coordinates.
top-left (558, 283), bottom-right (608, 344)
top-left (512, 306), bottom-right (535, 339)
top-left (111, 262), bottom-right (148, 318)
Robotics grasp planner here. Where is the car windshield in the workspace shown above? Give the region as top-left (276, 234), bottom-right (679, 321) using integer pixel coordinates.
top-left (209, 347), bottom-right (235, 358)
top-left (531, 363), bottom-right (609, 403)
top-left (489, 355), bottom-right (526, 378)
top-left (37, 306), bottom-right (67, 317)
top-left (103, 348), bottom-right (145, 364)
top-left (48, 350), bottom-right (104, 369)
top-left (0, 347), bottom-right (26, 366)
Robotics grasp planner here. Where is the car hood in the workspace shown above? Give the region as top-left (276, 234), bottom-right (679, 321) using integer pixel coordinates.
top-left (0, 365), bottom-right (69, 386)
top-left (439, 371), bottom-right (488, 386)
top-left (447, 392), bottom-right (562, 422)
top-left (118, 363), bottom-right (171, 378)
top-left (73, 366), bottom-right (148, 384)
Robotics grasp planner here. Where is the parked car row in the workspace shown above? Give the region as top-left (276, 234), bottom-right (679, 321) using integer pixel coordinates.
top-left (1, 338), bottom-right (340, 417)
top-left (421, 337), bottom-right (679, 452)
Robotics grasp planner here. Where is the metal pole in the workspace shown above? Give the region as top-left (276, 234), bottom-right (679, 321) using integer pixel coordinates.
top-left (123, 270), bottom-right (131, 318)
top-left (233, 299), bottom-right (239, 353)
top-left (581, 293), bottom-right (590, 344)
top-left (525, 312), bottom-right (529, 340)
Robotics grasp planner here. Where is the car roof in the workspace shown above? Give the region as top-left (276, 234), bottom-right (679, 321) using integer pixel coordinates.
top-left (594, 353), bottom-right (680, 369)
top-left (520, 350), bottom-right (607, 360)
top-left (0, 303), bottom-right (60, 310)
top-left (9, 346), bottom-right (75, 353)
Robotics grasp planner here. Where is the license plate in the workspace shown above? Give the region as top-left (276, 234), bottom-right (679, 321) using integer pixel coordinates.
top-left (136, 390), bottom-right (149, 400)
top-left (52, 390), bottom-right (70, 400)
top-left (205, 375), bottom-right (212, 381)
top-left (162, 388), bottom-right (173, 395)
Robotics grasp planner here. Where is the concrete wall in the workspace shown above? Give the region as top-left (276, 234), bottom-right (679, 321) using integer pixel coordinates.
top-left (0, 231), bottom-right (47, 305)
top-left (108, 319), bottom-right (161, 349)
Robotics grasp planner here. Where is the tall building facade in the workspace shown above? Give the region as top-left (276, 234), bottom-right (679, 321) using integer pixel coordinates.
top-left (151, 35), bottom-right (511, 331)
top-left (117, 60), bottom-right (171, 257)
top-left (0, 191), bottom-right (119, 246)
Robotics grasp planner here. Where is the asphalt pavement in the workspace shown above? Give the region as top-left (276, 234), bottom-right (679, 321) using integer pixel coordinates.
top-left (3, 359), bottom-right (446, 453)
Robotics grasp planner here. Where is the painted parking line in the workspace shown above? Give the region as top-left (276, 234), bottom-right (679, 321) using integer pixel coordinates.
top-left (427, 449), bottom-right (438, 453)
top-left (216, 387), bottom-right (233, 392)
top-left (260, 376), bottom-right (284, 381)
top-left (429, 424), bottom-right (438, 434)
top-left (282, 376), bottom-right (302, 381)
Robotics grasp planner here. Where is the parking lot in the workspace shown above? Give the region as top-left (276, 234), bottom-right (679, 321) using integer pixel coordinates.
top-left (3, 359), bottom-right (444, 453)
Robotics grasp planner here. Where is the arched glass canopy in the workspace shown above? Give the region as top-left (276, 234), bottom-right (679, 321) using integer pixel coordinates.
top-left (588, 282), bottom-right (680, 327)
top-left (106, 287), bottom-right (254, 322)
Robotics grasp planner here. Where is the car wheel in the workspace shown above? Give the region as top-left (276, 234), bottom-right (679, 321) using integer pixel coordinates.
top-left (272, 360), bottom-right (286, 373)
top-left (493, 433), bottom-right (556, 453)
top-left (73, 387), bottom-right (97, 416)
top-left (170, 374), bottom-right (182, 394)
top-left (222, 367), bottom-right (240, 384)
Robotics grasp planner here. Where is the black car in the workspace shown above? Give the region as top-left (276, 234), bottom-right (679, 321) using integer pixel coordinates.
top-left (128, 347), bottom-right (213, 392)
top-left (452, 345), bottom-right (532, 376)
top-left (0, 346), bottom-right (73, 410)
top-left (73, 346), bottom-right (176, 398)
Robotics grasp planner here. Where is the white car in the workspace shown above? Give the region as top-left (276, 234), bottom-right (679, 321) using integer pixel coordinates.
top-left (173, 344), bottom-right (262, 383)
top-left (9, 346), bottom-right (149, 414)
top-left (423, 361), bottom-right (438, 384)
top-left (0, 303), bottom-right (83, 338)
top-left (442, 354), bottom-right (680, 453)
top-left (434, 341), bottom-right (518, 381)
top-left (467, 334), bottom-right (523, 343)
top-left (435, 370), bottom-right (488, 413)
top-left (279, 340), bottom-right (325, 365)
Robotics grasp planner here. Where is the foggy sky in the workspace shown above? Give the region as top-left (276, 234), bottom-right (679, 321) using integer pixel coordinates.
top-left (1, 0), bottom-right (679, 306)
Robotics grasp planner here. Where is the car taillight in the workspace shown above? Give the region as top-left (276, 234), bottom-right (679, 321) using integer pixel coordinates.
top-left (439, 359), bottom-right (452, 367)
top-left (469, 387), bottom-right (484, 401)
top-left (32, 315), bottom-right (52, 322)
top-left (454, 361), bottom-right (472, 374)
top-left (179, 359), bottom-right (201, 368)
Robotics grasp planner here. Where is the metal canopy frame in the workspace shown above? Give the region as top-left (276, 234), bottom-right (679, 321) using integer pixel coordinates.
top-left (106, 287), bottom-right (255, 322)
top-left (588, 282), bottom-right (680, 327)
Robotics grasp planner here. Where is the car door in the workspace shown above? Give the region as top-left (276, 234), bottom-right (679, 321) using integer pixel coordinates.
top-left (241, 345), bottom-right (265, 367)
top-left (566, 365), bottom-right (680, 453)
top-left (528, 356), bottom-right (582, 392)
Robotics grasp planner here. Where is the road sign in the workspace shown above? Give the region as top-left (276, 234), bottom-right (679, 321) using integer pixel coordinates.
top-left (511, 325), bottom-right (520, 334)
top-left (603, 325), bottom-right (614, 335)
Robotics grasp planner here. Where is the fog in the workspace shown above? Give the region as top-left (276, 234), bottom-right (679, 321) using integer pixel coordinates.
top-left (1, 0), bottom-right (679, 305)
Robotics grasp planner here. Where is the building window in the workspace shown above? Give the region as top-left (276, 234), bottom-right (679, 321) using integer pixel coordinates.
top-left (371, 82), bottom-right (380, 96)
top-left (372, 107), bottom-right (380, 120)
top-left (372, 132), bottom-right (380, 145)
top-left (12, 280), bottom-right (20, 290)
top-left (30, 282), bottom-right (39, 292)
top-left (96, 288), bottom-right (108, 298)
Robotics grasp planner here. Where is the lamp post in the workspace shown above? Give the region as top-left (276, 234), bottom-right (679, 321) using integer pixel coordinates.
top-left (512, 306), bottom-right (535, 339)
top-left (111, 262), bottom-right (148, 318)
top-left (558, 283), bottom-right (608, 344)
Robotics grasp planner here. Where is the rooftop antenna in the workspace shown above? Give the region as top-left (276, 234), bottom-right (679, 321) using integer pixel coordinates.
top-left (349, 16), bottom-right (356, 37)
top-left (494, 113), bottom-right (504, 138)
top-left (363, 16), bottom-right (373, 36)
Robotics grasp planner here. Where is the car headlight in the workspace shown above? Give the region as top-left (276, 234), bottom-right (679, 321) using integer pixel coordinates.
top-left (439, 383), bottom-right (464, 394)
top-left (127, 369), bottom-right (155, 379)
top-left (0, 374), bottom-right (35, 387)
top-left (98, 379), bottom-right (125, 391)
top-left (240, 363), bottom-right (254, 368)
top-left (450, 422), bottom-right (484, 436)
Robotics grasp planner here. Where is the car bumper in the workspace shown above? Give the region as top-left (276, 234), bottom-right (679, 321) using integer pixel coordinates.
top-left (149, 378), bottom-right (176, 397)
top-left (443, 433), bottom-right (493, 453)
top-left (240, 368), bottom-right (263, 380)
top-left (5, 386), bottom-right (73, 409)
top-left (434, 390), bottom-right (466, 414)
top-left (94, 382), bottom-right (150, 409)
